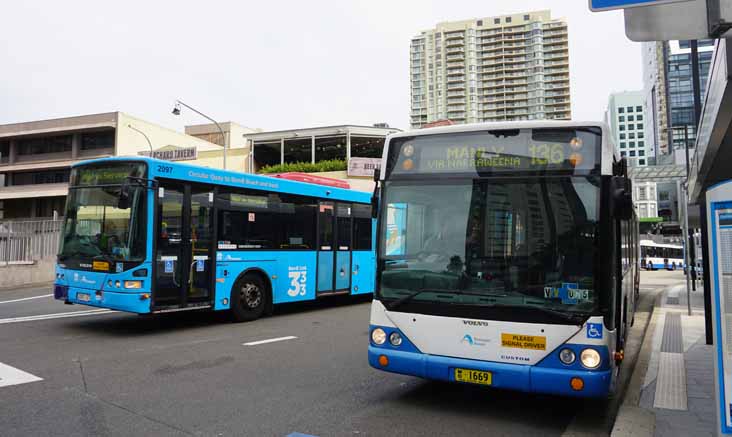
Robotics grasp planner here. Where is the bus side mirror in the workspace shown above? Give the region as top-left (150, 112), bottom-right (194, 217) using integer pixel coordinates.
top-left (118, 180), bottom-right (131, 210)
top-left (373, 167), bottom-right (381, 182)
top-left (611, 176), bottom-right (633, 220)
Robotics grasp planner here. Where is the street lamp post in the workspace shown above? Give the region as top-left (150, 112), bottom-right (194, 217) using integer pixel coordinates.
top-left (127, 124), bottom-right (153, 154)
top-left (172, 100), bottom-right (227, 169)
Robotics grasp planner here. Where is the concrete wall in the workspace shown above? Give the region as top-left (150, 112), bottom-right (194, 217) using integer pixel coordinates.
top-left (0, 259), bottom-right (55, 289)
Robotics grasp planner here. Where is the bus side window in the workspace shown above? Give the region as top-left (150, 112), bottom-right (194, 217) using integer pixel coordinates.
top-left (352, 204), bottom-right (372, 251)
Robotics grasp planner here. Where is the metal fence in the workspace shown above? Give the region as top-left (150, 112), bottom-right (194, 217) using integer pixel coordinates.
top-left (0, 219), bottom-right (63, 265)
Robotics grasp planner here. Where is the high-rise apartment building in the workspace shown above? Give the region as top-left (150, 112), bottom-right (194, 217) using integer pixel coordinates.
top-left (605, 91), bottom-right (651, 167)
top-left (410, 10), bottom-right (570, 129)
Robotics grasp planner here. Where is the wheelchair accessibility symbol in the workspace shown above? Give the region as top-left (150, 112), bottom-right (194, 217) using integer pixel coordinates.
top-left (587, 323), bottom-right (603, 339)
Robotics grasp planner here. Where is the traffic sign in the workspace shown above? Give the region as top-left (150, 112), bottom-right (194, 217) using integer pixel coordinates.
top-left (589, 0), bottom-right (691, 11)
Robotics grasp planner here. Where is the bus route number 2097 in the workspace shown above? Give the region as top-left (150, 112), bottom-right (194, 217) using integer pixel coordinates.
top-left (157, 165), bottom-right (173, 174)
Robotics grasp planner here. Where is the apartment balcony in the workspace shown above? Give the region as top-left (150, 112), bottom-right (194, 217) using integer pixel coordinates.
top-left (544, 44), bottom-right (569, 53)
top-left (544, 59), bottom-right (569, 67)
top-left (544, 52), bottom-right (569, 60)
top-left (447, 90), bottom-right (466, 97)
top-left (447, 97), bottom-right (465, 104)
top-left (545, 82), bottom-right (570, 90)
top-left (446, 68), bottom-right (464, 76)
top-left (545, 74), bottom-right (570, 83)
top-left (447, 83), bottom-right (466, 90)
top-left (504, 86), bottom-right (528, 94)
top-left (446, 75), bottom-right (466, 83)
top-left (445, 39), bottom-right (465, 48)
top-left (447, 104), bottom-right (466, 111)
top-left (545, 67), bottom-right (569, 75)
top-left (446, 53), bottom-right (465, 61)
top-left (545, 90), bottom-right (570, 97)
top-left (545, 98), bottom-right (569, 105)
top-left (446, 61), bottom-right (465, 68)
top-left (446, 46), bottom-right (465, 55)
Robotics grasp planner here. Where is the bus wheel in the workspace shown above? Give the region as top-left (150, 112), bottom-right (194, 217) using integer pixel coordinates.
top-left (230, 274), bottom-right (268, 322)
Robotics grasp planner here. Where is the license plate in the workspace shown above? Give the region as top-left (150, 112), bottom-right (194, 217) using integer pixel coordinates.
top-left (77, 293), bottom-right (91, 302)
top-left (454, 368), bottom-right (492, 385)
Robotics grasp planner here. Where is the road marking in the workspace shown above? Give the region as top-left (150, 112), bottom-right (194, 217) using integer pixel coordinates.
top-left (0, 294), bottom-right (54, 304)
top-left (243, 336), bottom-right (298, 346)
top-left (0, 362), bottom-right (43, 388)
top-left (0, 309), bottom-right (116, 324)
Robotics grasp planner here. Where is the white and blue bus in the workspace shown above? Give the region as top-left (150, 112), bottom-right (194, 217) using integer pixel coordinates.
top-left (368, 121), bottom-right (639, 398)
top-left (54, 157), bottom-right (375, 321)
top-left (640, 240), bottom-right (684, 271)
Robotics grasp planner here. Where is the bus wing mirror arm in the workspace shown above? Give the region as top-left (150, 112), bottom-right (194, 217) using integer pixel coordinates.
top-left (371, 168), bottom-right (380, 219)
top-left (117, 179), bottom-right (131, 210)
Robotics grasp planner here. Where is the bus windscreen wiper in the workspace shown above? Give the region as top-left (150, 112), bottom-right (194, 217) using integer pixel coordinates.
top-left (385, 288), bottom-right (508, 311)
top-left (481, 303), bottom-right (588, 325)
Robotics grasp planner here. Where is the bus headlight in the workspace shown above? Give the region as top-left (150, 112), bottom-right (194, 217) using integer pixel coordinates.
top-left (371, 328), bottom-right (387, 345)
top-left (389, 332), bottom-right (403, 346)
top-left (124, 280), bottom-right (143, 289)
top-left (559, 348), bottom-right (576, 365)
top-left (580, 348), bottom-right (601, 369)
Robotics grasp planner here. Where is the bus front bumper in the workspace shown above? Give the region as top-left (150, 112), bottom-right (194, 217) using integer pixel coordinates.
top-left (58, 285), bottom-right (151, 314)
top-left (368, 346), bottom-right (612, 398)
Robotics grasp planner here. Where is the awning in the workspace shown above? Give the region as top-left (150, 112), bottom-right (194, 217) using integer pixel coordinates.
top-left (0, 183), bottom-right (69, 200)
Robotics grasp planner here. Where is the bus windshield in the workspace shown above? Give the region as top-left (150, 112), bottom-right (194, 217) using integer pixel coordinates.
top-left (58, 163), bottom-right (147, 263)
top-left (378, 176), bottom-right (600, 316)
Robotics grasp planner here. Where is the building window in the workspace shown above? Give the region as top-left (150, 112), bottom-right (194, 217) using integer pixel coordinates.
top-left (629, 133), bottom-right (636, 139)
top-left (506, 17), bottom-right (512, 23)
top-left (0, 141), bottom-right (8, 163)
top-left (314, 136), bottom-right (347, 162)
top-left (639, 141), bottom-right (645, 147)
top-left (636, 106), bottom-right (643, 112)
top-left (253, 141), bottom-right (282, 169)
top-left (351, 136), bottom-right (385, 158)
top-left (638, 132), bottom-right (644, 139)
top-left (619, 116), bottom-right (625, 122)
top-left (81, 130), bottom-right (114, 151)
top-left (627, 106), bottom-right (634, 113)
top-left (628, 124), bottom-right (635, 131)
top-left (620, 142), bottom-right (626, 149)
top-left (619, 107), bottom-right (625, 114)
top-left (628, 115), bottom-right (634, 122)
top-left (524, 14), bottom-right (530, 21)
top-left (12, 169), bottom-right (70, 185)
top-left (284, 138), bottom-right (313, 164)
top-left (620, 125), bottom-right (626, 131)
top-left (477, 20), bottom-right (483, 26)
top-left (620, 133), bottom-right (626, 140)
top-left (637, 114), bottom-right (643, 121)
top-left (621, 151), bottom-right (627, 157)
top-left (630, 151), bottom-right (636, 157)
top-left (494, 18), bottom-right (500, 24)
top-left (629, 141), bottom-right (636, 147)
top-left (639, 159), bottom-right (646, 165)
top-left (637, 124), bottom-right (643, 130)
top-left (639, 150), bottom-right (645, 156)
top-left (17, 135), bottom-right (72, 155)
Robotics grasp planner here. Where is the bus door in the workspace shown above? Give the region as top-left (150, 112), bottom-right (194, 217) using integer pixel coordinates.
top-left (154, 181), bottom-right (215, 310)
top-left (335, 203), bottom-right (353, 291)
top-left (317, 201), bottom-right (335, 294)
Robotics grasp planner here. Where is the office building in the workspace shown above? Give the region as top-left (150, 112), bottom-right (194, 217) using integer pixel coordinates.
top-left (606, 91), bottom-right (652, 167)
top-left (642, 39), bottom-right (714, 161)
top-left (410, 10), bottom-right (570, 129)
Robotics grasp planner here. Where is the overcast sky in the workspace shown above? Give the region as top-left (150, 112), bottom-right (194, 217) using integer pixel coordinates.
top-left (0, 1), bottom-right (643, 132)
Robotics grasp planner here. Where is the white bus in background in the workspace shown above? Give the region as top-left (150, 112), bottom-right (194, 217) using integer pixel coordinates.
top-left (639, 240), bottom-right (684, 271)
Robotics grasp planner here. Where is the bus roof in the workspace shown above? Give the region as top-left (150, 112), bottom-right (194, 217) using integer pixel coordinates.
top-left (382, 121), bottom-right (615, 177)
top-left (71, 156), bottom-right (372, 204)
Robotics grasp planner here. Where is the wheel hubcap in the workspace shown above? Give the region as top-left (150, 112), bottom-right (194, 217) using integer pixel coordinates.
top-left (240, 283), bottom-right (261, 309)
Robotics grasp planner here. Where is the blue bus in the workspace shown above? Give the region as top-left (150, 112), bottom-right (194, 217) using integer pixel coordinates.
top-left (54, 157), bottom-right (375, 321)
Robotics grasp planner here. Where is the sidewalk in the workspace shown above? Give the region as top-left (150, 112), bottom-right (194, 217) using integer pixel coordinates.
top-left (613, 278), bottom-right (715, 437)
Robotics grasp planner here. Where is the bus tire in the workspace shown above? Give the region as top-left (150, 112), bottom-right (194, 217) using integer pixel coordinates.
top-left (230, 273), bottom-right (269, 322)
